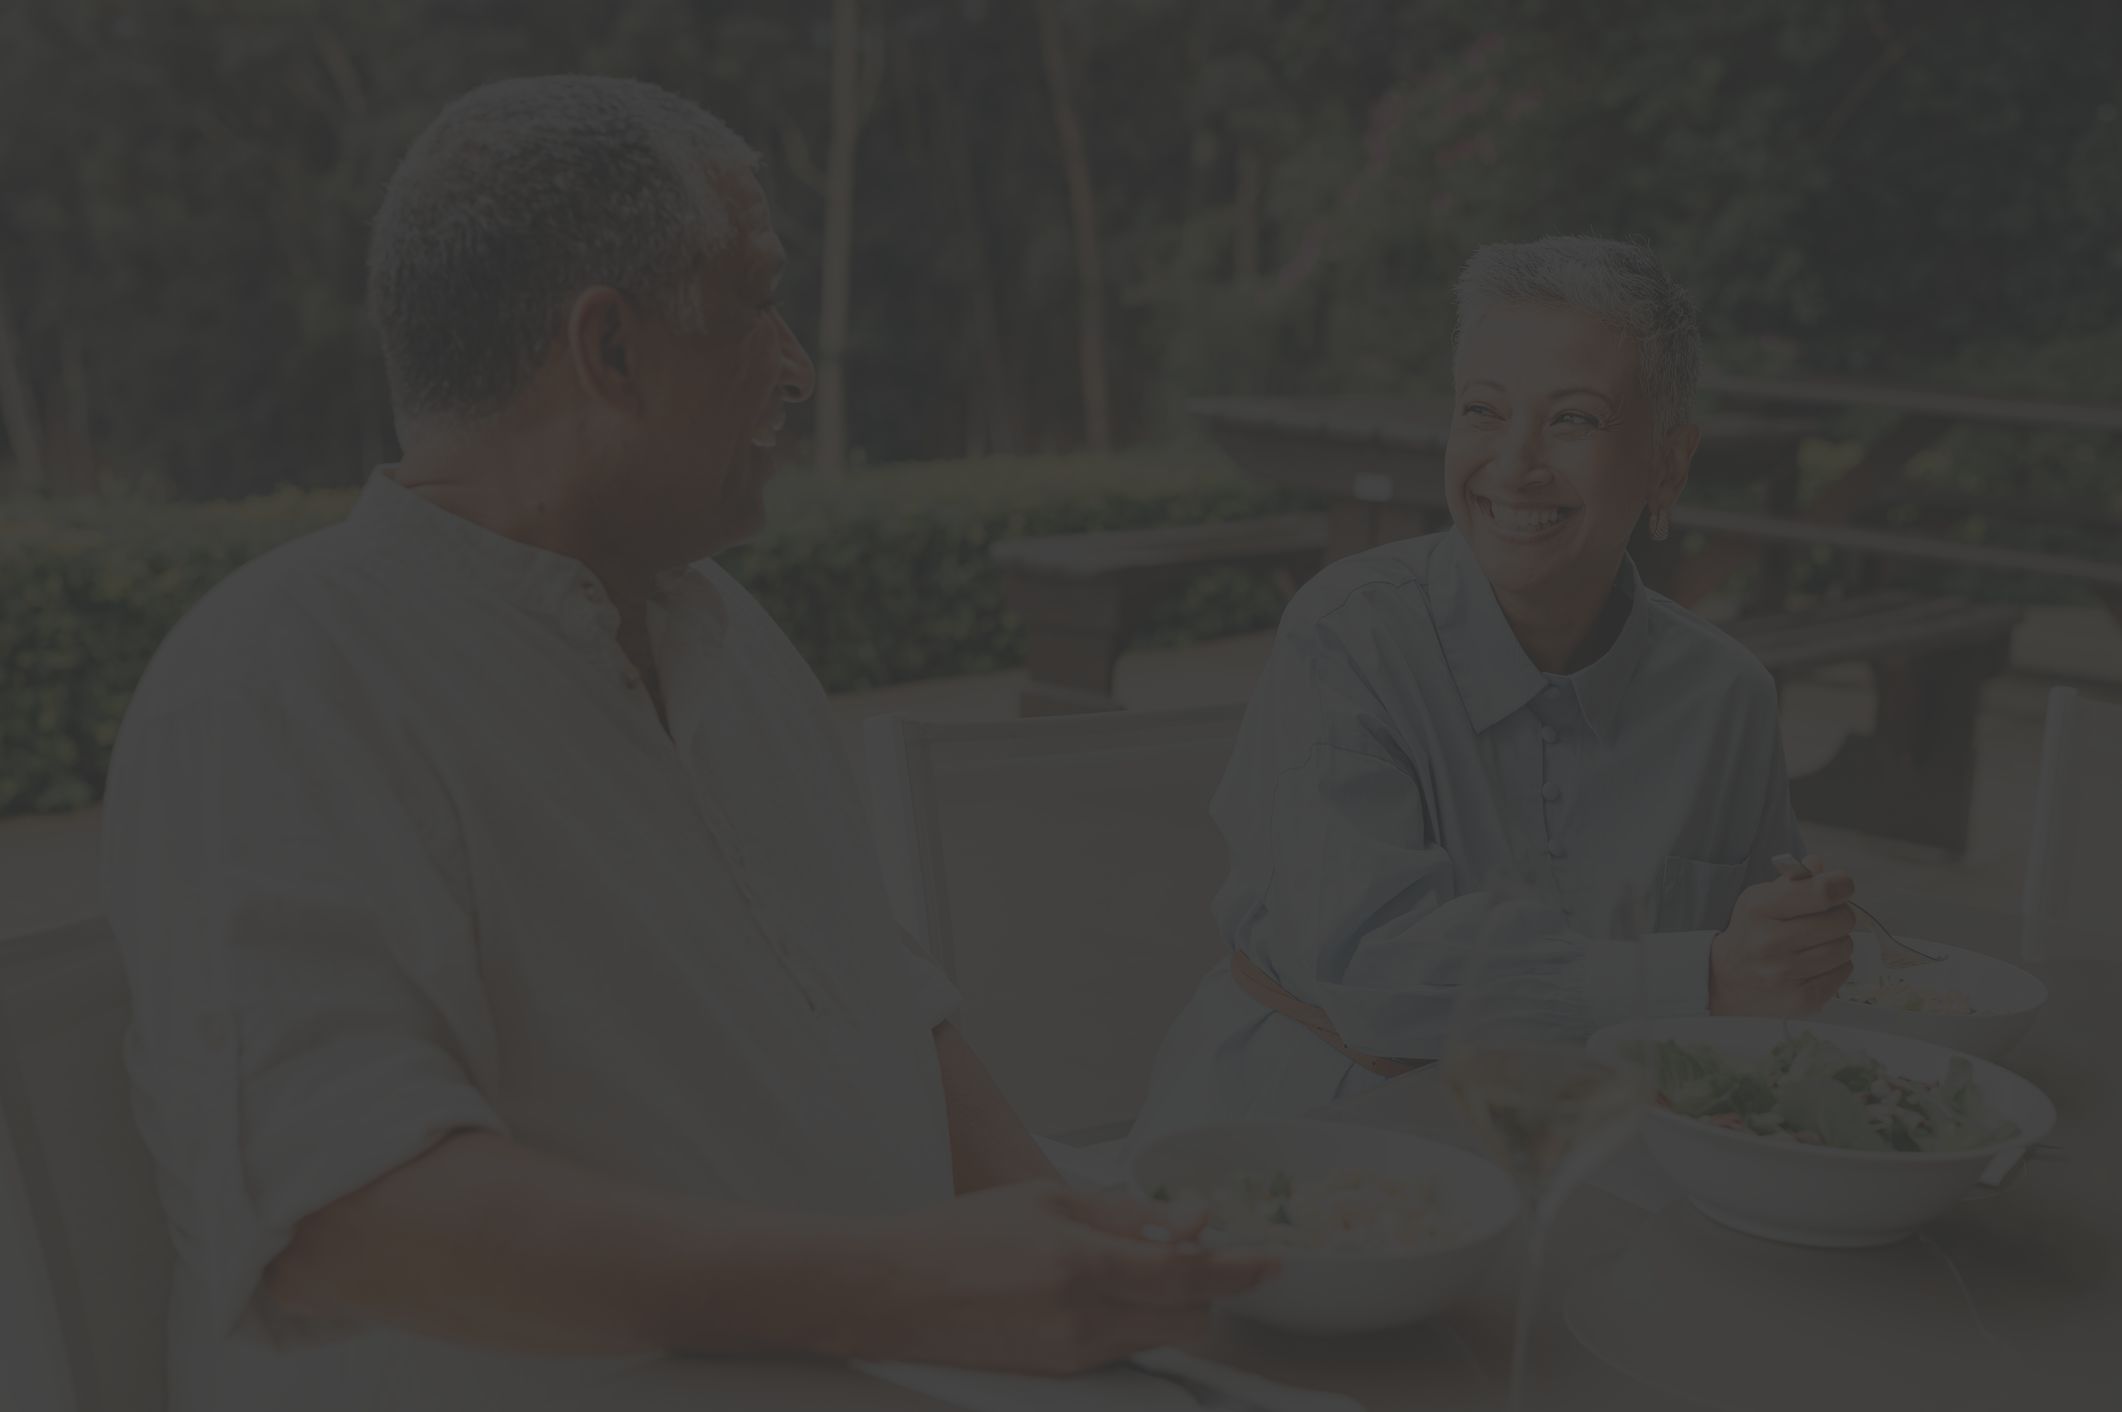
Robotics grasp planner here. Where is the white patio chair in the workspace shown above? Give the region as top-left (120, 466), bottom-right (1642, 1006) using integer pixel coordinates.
top-left (864, 704), bottom-right (1243, 1145)
top-left (0, 917), bottom-right (172, 1412)
top-left (2021, 685), bottom-right (2122, 961)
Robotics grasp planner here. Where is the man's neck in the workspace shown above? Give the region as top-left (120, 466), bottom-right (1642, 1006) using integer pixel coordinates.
top-left (1494, 568), bottom-right (1630, 675)
top-left (388, 429), bottom-right (660, 630)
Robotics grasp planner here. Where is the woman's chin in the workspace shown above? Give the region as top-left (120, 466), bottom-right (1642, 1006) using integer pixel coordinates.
top-left (1466, 527), bottom-right (1583, 599)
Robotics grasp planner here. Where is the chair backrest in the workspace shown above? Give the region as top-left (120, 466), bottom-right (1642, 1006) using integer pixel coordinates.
top-left (865, 704), bottom-right (1243, 1140)
top-left (2021, 686), bottom-right (2122, 961)
top-left (0, 917), bottom-right (172, 1412)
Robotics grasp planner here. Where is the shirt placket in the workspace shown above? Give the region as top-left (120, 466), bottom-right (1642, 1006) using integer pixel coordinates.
top-left (1530, 688), bottom-right (1579, 918)
top-left (583, 571), bottom-right (830, 1016)
top-left (693, 792), bottom-right (830, 1015)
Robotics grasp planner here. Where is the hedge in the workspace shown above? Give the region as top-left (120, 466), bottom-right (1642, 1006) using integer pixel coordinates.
top-left (0, 452), bottom-right (1311, 817)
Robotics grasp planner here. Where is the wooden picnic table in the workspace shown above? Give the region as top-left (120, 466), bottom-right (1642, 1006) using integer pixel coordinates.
top-left (583, 901), bottom-right (2115, 1410)
top-left (1685, 370), bottom-right (2122, 613)
top-left (1697, 369), bottom-right (2122, 435)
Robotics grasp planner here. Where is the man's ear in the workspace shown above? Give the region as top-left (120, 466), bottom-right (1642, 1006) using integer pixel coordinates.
top-left (1654, 421), bottom-right (1703, 509)
top-left (564, 286), bottom-right (640, 411)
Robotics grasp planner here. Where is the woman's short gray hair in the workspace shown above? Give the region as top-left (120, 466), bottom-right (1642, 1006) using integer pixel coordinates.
top-left (1451, 237), bottom-right (1700, 438)
top-left (368, 75), bottom-right (759, 422)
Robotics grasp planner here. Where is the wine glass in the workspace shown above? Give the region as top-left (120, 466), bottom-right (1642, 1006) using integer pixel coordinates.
top-left (1440, 873), bottom-right (1652, 1411)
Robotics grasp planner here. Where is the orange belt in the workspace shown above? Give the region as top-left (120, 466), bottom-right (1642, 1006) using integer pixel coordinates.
top-left (1227, 951), bottom-right (1415, 1079)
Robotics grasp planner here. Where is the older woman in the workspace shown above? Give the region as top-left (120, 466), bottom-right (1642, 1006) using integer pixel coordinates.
top-left (1130, 237), bottom-right (1859, 1143)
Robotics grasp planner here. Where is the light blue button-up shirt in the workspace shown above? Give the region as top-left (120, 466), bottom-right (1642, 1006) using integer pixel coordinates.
top-left (1130, 528), bottom-right (1804, 1143)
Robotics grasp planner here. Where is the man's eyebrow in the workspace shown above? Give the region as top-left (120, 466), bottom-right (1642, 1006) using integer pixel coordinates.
top-left (1460, 378), bottom-right (1505, 395)
top-left (1549, 386), bottom-right (1617, 408)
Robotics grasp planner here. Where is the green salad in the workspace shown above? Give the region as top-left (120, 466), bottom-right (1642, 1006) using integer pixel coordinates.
top-left (1650, 1031), bottom-right (2019, 1153)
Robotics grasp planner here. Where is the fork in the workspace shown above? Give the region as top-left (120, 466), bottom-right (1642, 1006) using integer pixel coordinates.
top-left (1771, 854), bottom-right (1944, 968)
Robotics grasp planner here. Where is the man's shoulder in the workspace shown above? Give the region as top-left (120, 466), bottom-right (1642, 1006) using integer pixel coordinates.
top-left (1278, 531), bottom-right (1447, 642)
top-left (127, 522), bottom-right (371, 715)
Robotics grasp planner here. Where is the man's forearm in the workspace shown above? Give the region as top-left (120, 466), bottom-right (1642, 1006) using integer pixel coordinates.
top-left (266, 1130), bottom-right (887, 1357)
top-left (933, 1021), bottom-right (1060, 1193)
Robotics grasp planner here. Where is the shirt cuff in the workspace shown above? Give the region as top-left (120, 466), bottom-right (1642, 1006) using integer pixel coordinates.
top-left (1581, 929), bottom-right (1714, 1031)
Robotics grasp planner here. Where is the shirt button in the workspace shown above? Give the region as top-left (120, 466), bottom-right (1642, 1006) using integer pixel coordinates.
top-left (1547, 840), bottom-right (1566, 859)
top-left (1542, 782), bottom-right (1561, 802)
top-left (622, 666), bottom-right (642, 689)
top-left (197, 1015), bottom-right (229, 1054)
top-left (1541, 726), bottom-right (1559, 744)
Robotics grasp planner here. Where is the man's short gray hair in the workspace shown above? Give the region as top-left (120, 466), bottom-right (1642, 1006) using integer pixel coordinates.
top-left (368, 75), bottom-right (759, 422)
top-left (1451, 237), bottom-right (1700, 438)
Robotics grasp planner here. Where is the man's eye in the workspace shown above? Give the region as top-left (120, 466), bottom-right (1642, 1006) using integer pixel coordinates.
top-left (1462, 403), bottom-right (1498, 418)
top-left (1556, 410), bottom-right (1600, 427)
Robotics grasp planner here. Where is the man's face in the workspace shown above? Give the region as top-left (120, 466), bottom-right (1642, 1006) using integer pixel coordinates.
top-left (628, 168), bottom-right (815, 559)
top-left (1443, 302), bottom-right (1681, 608)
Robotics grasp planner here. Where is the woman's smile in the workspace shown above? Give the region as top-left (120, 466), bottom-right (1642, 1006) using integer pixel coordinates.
top-left (1469, 494), bottom-right (1581, 542)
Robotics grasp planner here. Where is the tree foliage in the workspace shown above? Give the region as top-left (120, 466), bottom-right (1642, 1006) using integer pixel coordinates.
top-left (0, 0), bottom-right (2115, 499)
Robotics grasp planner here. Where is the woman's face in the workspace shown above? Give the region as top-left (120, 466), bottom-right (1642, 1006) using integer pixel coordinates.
top-left (1444, 302), bottom-right (1693, 610)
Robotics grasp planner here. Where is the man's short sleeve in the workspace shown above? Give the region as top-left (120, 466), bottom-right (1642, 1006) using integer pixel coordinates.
top-left (102, 685), bottom-right (504, 1340)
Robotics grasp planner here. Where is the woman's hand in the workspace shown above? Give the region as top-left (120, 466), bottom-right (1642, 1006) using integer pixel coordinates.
top-left (1708, 854), bottom-right (1857, 1015)
top-left (834, 1182), bottom-right (1277, 1375)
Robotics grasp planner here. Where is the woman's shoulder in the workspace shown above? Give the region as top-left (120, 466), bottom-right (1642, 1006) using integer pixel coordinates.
top-left (1637, 586), bottom-right (1779, 707)
top-left (1279, 531), bottom-right (1453, 641)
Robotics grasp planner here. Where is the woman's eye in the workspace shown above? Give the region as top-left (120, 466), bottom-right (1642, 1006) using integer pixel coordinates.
top-left (1462, 403), bottom-right (1498, 418)
top-left (1556, 410), bottom-right (1600, 427)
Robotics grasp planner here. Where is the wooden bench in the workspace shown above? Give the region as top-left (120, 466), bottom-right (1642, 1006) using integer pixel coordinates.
top-left (992, 514), bottom-right (1328, 714)
top-left (1724, 593), bottom-right (2023, 854)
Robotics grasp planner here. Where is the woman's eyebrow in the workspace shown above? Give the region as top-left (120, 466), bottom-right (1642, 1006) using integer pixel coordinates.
top-left (1548, 386), bottom-right (1618, 409)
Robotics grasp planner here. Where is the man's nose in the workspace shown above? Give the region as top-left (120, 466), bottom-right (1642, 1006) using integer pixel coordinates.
top-left (778, 315), bottom-right (817, 405)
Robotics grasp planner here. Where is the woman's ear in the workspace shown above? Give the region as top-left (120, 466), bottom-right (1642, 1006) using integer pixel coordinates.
top-left (1652, 421), bottom-right (1703, 511)
top-left (564, 286), bottom-right (641, 412)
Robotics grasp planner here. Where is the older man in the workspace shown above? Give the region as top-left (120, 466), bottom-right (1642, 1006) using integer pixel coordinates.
top-left (102, 76), bottom-right (1267, 1411)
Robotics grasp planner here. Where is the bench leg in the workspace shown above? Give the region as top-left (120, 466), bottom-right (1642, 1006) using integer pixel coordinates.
top-left (1787, 643), bottom-right (2005, 854)
top-left (1006, 576), bottom-right (1132, 715)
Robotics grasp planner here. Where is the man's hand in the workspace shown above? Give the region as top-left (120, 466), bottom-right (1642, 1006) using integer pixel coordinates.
top-left (1708, 854), bottom-right (1857, 1016)
top-left (838, 1182), bottom-right (1277, 1375)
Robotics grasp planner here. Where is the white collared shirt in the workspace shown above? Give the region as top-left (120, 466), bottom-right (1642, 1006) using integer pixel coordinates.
top-left (102, 472), bottom-right (959, 1410)
top-left (1131, 528), bottom-right (1803, 1145)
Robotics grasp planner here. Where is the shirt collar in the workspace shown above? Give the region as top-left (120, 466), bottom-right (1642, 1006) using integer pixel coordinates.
top-left (1567, 558), bottom-right (1653, 744)
top-left (348, 469), bottom-right (716, 641)
top-left (1431, 528), bottom-right (1652, 743)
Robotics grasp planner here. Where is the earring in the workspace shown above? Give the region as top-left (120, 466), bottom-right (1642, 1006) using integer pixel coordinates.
top-left (1648, 507), bottom-right (1671, 542)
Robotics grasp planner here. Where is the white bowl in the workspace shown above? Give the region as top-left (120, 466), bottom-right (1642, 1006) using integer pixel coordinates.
top-left (1130, 1119), bottom-right (1517, 1335)
top-left (1818, 933), bottom-right (2047, 1060)
top-left (1588, 1018), bottom-right (2055, 1248)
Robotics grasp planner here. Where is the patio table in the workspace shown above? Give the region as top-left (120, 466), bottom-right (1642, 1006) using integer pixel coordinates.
top-left (589, 903), bottom-right (2116, 1409)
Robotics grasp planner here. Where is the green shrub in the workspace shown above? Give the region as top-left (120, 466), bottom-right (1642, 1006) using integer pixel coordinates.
top-left (0, 453), bottom-right (1310, 817)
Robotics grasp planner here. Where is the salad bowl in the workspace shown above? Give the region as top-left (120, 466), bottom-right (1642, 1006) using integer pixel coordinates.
top-left (1587, 1018), bottom-right (2055, 1247)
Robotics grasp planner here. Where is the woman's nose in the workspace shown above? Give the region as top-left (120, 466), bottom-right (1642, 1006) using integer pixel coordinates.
top-left (1491, 420), bottom-right (1552, 491)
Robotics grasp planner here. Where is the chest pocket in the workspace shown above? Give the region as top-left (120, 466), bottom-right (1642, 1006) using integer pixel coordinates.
top-left (1658, 854), bottom-right (1751, 932)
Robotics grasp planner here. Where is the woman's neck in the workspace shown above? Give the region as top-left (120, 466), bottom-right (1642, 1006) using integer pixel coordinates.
top-left (1494, 570), bottom-right (1630, 675)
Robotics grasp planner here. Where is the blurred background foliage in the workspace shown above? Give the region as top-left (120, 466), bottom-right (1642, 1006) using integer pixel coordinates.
top-left (3, 0), bottom-right (2120, 814)
top-left (1, 0), bottom-right (2117, 498)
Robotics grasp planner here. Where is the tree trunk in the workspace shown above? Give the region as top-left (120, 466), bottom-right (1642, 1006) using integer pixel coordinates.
top-left (54, 325), bottom-right (97, 495)
top-left (0, 268), bottom-right (44, 493)
top-left (933, 66), bottom-right (1016, 457)
top-left (1035, 0), bottom-right (1111, 453)
top-left (815, 0), bottom-right (863, 478)
top-left (1234, 145), bottom-right (1263, 289)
